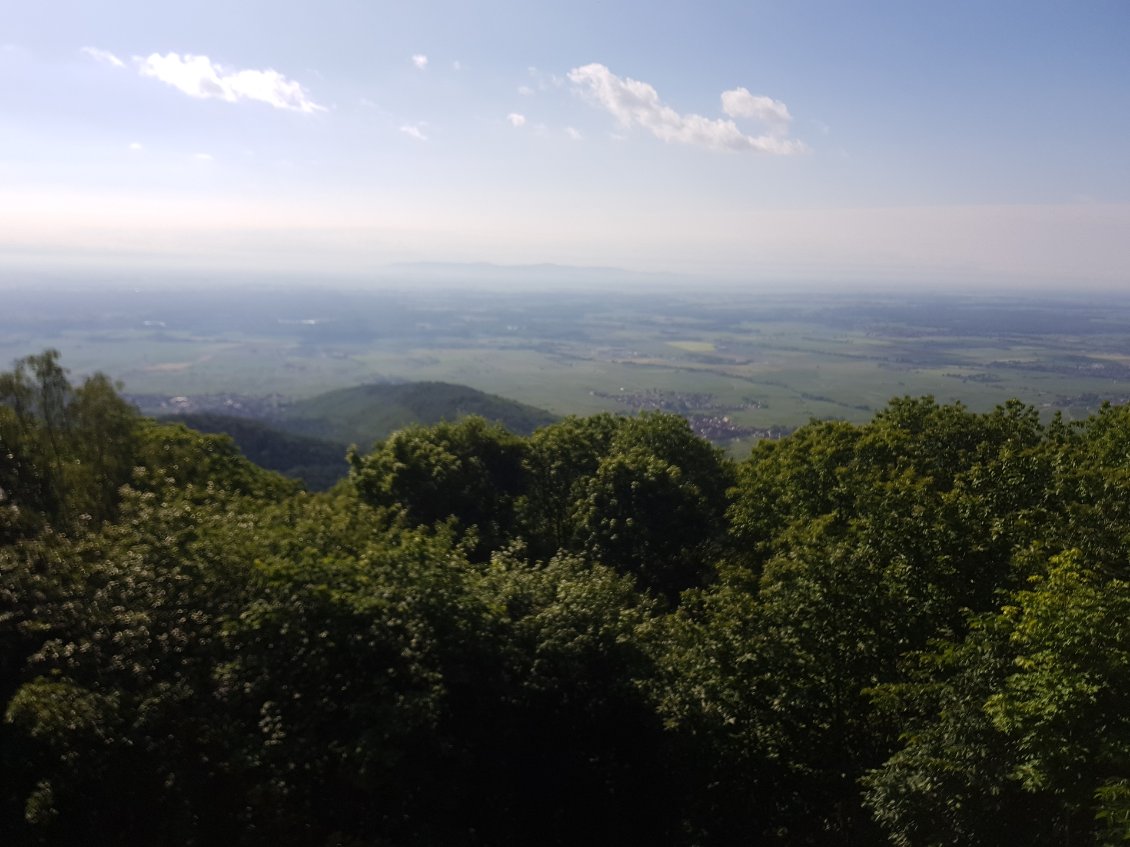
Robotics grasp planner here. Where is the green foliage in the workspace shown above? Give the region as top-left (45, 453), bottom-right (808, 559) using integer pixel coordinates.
top-left (350, 415), bottom-right (528, 557)
top-left (1095, 780), bottom-right (1130, 845)
top-left (864, 615), bottom-right (1055, 846)
top-left (985, 551), bottom-right (1130, 834)
top-left (519, 412), bottom-right (622, 556)
top-left (576, 413), bottom-right (733, 592)
top-left (0, 351), bottom-right (140, 538)
top-left (217, 512), bottom-right (480, 843)
top-left (673, 396), bottom-right (1086, 842)
top-left (133, 419), bottom-right (301, 502)
top-left (163, 412), bottom-right (349, 490)
top-left (449, 548), bottom-right (678, 843)
top-left (1, 484), bottom-right (268, 844)
top-left (7, 353), bottom-right (1130, 846)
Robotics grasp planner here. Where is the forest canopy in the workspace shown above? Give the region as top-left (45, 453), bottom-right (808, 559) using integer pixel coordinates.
top-left (3, 350), bottom-right (1130, 845)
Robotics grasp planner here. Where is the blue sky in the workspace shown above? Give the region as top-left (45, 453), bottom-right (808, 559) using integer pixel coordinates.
top-left (2, 0), bottom-right (1129, 288)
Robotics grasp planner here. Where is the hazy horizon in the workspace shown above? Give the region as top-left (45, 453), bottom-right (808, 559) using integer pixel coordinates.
top-left (3, 1), bottom-right (1128, 290)
top-left (2, 260), bottom-right (1129, 299)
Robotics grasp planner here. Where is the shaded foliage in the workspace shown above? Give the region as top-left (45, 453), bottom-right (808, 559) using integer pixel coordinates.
top-left (163, 412), bottom-right (350, 491)
top-left (0, 351), bottom-right (138, 538)
top-left (350, 416), bottom-right (528, 558)
top-left (5, 353), bottom-right (1130, 845)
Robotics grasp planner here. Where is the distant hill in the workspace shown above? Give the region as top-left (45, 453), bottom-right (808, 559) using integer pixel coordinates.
top-left (158, 383), bottom-right (559, 487)
top-left (162, 413), bottom-right (349, 492)
top-left (278, 381), bottom-right (559, 447)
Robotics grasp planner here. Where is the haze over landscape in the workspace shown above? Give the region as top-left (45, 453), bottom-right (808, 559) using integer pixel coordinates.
top-left (3, 0), bottom-right (1129, 288)
top-left (10, 4), bottom-right (1130, 846)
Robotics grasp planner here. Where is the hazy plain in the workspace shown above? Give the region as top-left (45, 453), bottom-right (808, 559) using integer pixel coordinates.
top-left (5, 277), bottom-right (1130, 453)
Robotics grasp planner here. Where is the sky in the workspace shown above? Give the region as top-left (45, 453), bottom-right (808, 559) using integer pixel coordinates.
top-left (2, 0), bottom-right (1129, 289)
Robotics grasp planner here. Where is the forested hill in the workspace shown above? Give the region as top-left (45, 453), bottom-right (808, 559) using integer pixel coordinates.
top-left (163, 383), bottom-right (558, 491)
top-left (278, 380), bottom-right (559, 445)
top-left (5, 349), bottom-right (1130, 846)
top-left (160, 413), bottom-right (349, 491)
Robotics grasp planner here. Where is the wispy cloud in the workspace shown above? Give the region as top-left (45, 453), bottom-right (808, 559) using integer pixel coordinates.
top-left (412, 54), bottom-right (428, 70)
top-left (135, 52), bottom-right (325, 112)
top-left (720, 87), bottom-right (791, 128)
top-left (565, 126), bottom-right (583, 141)
top-left (568, 64), bottom-right (805, 154)
top-left (81, 46), bottom-right (125, 68)
top-left (400, 123), bottom-right (428, 142)
top-left (193, 152), bottom-right (214, 161)
top-left (507, 112), bottom-right (526, 128)
top-left (526, 66), bottom-right (563, 91)
top-left (128, 141), bottom-right (144, 151)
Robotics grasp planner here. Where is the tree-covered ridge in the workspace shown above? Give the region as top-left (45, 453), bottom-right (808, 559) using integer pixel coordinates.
top-left (161, 412), bottom-right (350, 491)
top-left (160, 382), bottom-right (561, 492)
top-left (280, 380), bottom-right (559, 445)
top-left (3, 350), bottom-right (1130, 845)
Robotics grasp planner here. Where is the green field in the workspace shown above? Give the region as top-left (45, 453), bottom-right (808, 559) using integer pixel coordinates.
top-left (5, 285), bottom-right (1130, 454)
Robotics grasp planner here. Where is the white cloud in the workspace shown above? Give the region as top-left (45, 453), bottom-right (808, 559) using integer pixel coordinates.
top-left (565, 126), bottom-right (583, 141)
top-left (399, 124), bottom-right (428, 142)
top-left (81, 46), bottom-right (125, 68)
top-left (412, 54), bottom-right (428, 70)
top-left (452, 60), bottom-right (462, 71)
top-left (517, 85), bottom-right (535, 96)
top-left (720, 87), bottom-right (791, 129)
top-left (507, 112), bottom-right (526, 128)
top-left (568, 64), bottom-right (805, 154)
top-left (128, 142), bottom-right (144, 151)
top-left (135, 52), bottom-right (325, 112)
top-left (193, 152), bottom-right (213, 161)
